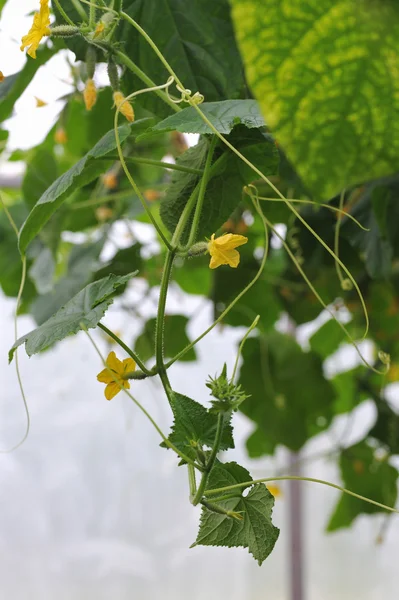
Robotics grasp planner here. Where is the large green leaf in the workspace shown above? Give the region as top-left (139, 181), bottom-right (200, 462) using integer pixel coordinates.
top-left (160, 127), bottom-right (279, 241)
top-left (327, 441), bottom-right (398, 531)
top-left (134, 315), bottom-right (196, 363)
top-left (9, 272), bottom-right (137, 361)
top-left (163, 392), bottom-right (234, 461)
top-left (239, 333), bottom-right (336, 456)
top-left (18, 122), bottom-right (147, 255)
top-left (121, 0), bottom-right (245, 115)
top-left (0, 47), bottom-right (55, 122)
top-left (22, 147), bottom-right (58, 209)
top-left (144, 100), bottom-right (265, 136)
top-left (193, 461), bottom-right (279, 565)
top-left (231, 0), bottom-right (399, 199)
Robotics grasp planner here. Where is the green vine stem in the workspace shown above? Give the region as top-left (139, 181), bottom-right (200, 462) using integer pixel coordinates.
top-left (83, 324), bottom-right (204, 470)
top-left (334, 188), bottom-right (351, 288)
top-left (0, 195), bottom-right (30, 452)
top-left (113, 79), bottom-right (176, 251)
top-left (184, 135), bottom-right (218, 249)
top-left (105, 155), bottom-right (203, 175)
top-left (231, 314), bottom-right (260, 382)
top-left (252, 192), bottom-right (388, 376)
top-left (52, 0), bottom-right (76, 26)
top-left (257, 195), bottom-right (369, 231)
top-left (188, 464), bottom-right (197, 498)
top-left (70, 0), bottom-right (88, 22)
top-left (155, 249), bottom-right (175, 399)
top-left (97, 322), bottom-right (152, 375)
top-left (192, 413), bottom-right (224, 505)
top-left (204, 475), bottom-right (399, 516)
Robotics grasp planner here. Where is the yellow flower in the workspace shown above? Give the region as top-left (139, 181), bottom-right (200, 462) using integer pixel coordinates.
top-left (0, 71), bottom-right (4, 83)
top-left (97, 351), bottom-right (136, 400)
top-left (20, 0), bottom-right (51, 59)
top-left (113, 91), bottom-right (135, 122)
top-left (83, 78), bottom-right (97, 111)
top-left (94, 22), bottom-right (105, 38)
top-left (144, 189), bottom-right (161, 202)
top-left (103, 171), bottom-right (118, 190)
top-left (208, 233), bottom-right (248, 269)
top-left (35, 96), bottom-right (47, 107)
top-left (54, 127), bottom-right (67, 144)
top-left (266, 484), bottom-right (282, 498)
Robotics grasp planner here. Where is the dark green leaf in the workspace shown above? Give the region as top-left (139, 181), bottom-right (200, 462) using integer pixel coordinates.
top-left (18, 122), bottom-right (148, 254)
top-left (134, 315), bottom-right (196, 363)
top-left (369, 402), bottom-right (399, 455)
top-left (239, 333), bottom-right (335, 455)
top-left (309, 319), bottom-right (347, 359)
top-left (9, 272), bottom-right (137, 362)
top-left (327, 441), bottom-right (398, 531)
top-left (144, 100), bottom-right (265, 136)
top-left (193, 461), bottom-right (279, 565)
top-left (163, 392), bottom-right (234, 461)
top-left (29, 247), bottom-right (55, 295)
top-left (121, 0), bottom-right (246, 116)
top-left (160, 127), bottom-right (279, 240)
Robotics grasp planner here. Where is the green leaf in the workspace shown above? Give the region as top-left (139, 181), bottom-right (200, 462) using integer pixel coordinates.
top-left (134, 315), bottom-right (196, 363)
top-left (369, 402), bottom-right (399, 455)
top-left (0, 0), bottom-right (9, 17)
top-left (22, 147), bottom-right (58, 209)
top-left (309, 319), bottom-right (347, 359)
top-left (239, 333), bottom-right (335, 455)
top-left (231, 0), bottom-right (399, 199)
top-left (163, 392), bottom-right (234, 461)
top-left (193, 461), bottom-right (279, 565)
top-left (327, 441), bottom-right (398, 531)
top-left (144, 100), bottom-right (265, 136)
top-left (121, 0), bottom-right (245, 116)
top-left (342, 184), bottom-right (399, 279)
top-left (18, 121), bottom-right (148, 255)
top-left (160, 127), bottom-right (279, 240)
top-left (0, 47), bottom-right (55, 122)
top-left (29, 247), bottom-right (55, 295)
top-left (31, 239), bottom-right (105, 325)
top-left (9, 272), bottom-right (137, 362)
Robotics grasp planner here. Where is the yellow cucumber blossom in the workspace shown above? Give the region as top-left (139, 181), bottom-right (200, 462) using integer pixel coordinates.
top-left (84, 78), bottom-right (97, 111)
top-left (35, 96), bottom-right (47, 107)
top-left (113, 91), bottom-right (135, 122)
top-left (20, 0), bottom-right (51, 59)
top-left (0, 71), bottom-right (4, 83)
top-left (208, 233), bottom-right (248, 269)
top-left (97, 351), bottom-right (136, 400)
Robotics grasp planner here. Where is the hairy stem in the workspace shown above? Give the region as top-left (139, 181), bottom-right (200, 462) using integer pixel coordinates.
top-left (192, 413), bottom-right (224, 505)
top-left (98, 323), bottom-right (152, 375)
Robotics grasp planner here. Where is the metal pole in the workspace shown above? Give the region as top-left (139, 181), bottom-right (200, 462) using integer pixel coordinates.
top-left (288, 452), bottom-right (304, 600)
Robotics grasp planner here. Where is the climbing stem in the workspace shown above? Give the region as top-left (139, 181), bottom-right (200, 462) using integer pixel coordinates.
top-left (185, 135), bottom-right (218, 249)
top-left (53, 0), bottom-right (76, 25)
top-left (105, 155), bottom-right (203, 175)
top-left (155, 249), bottom-right (176, 400)
top-left (192, 413), bottom-right (224, 506)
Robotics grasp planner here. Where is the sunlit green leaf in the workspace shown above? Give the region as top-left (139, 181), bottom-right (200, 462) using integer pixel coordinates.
top-left (231, 0), bottom-right (399, 199)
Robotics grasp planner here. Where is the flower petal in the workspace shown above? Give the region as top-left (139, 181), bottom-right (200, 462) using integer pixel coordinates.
top-left (97, 367), bottom-right (114, 384)
top-left (214, 233), bottom-right (248, 249)
top-left (106, 351), bottom-right (123, 374)
top-left (122, 357), bottom-right (136, 374)
top-left (104, 381), bottom-right (121, 401)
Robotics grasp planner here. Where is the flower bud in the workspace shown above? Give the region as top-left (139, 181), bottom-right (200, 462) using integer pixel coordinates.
top-left (113, 91), bottom-right (135, 122)
top-left (83, 78), bottom-right (97, 111)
